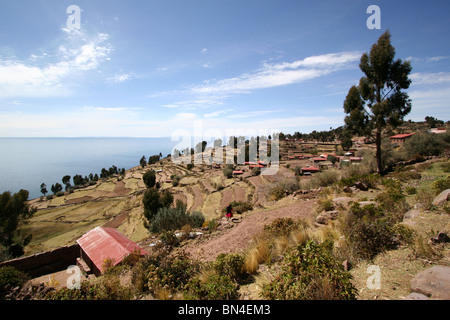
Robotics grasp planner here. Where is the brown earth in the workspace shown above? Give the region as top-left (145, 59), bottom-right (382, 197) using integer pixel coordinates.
top-left (183, 199), bottom-right (316, 262)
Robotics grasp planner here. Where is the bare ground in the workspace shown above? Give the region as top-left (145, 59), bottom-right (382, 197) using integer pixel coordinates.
top-left (183, 199), bottom-right (316, 262)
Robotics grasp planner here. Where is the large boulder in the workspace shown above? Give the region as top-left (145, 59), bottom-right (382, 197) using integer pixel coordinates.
top-left (432, 189), bottom-right (450, 207)
top-left (410, 265), bottom-right (450, 300)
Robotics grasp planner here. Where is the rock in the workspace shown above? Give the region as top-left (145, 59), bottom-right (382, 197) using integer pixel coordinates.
top-left (430, 232), bottom-right (450, 244)
top-left (410, 265), bottom-right (450, 300)
top-left (358, 201), bottom-right (378, 207)
top-left (404, 292), bottom-right (429, 300)
top-left (432, 189), bottom-right (450, 207)
top-left (403, 209), bottom-right (421, 222)
top-left (332, 197), bottom-right (354, 209)
top-left (342, 260), bottom-right (352, 271)
top-left (343, 186), bottom-right (352, 193)
top-left (315, 210), bottom-right (339, 225)
top-left (354, 181), bottom-right (369, 191)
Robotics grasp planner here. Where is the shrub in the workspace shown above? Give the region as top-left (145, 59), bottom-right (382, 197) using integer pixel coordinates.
top-left (404, 132), bottom-right (449, 158)
top-left (415, 189), bottom-right (436, 211)
top-left (212, 253), bottom-right (246, 282)
top-left (143, 170), bottom-right (156, 188)
top-left (342, 203), bottom-right (399, 260)
top-left (183, 273), bottom-right (239, 300)
top-left (223, 168), bottom-right (233, 179)
top-left (221, 201), bottom-right (253, 215)
top-left (267, 178), bottom-right (300, 200)
top-left (146, 251), bottom-right (200, 295)
top-left (432, 176), bottom-right (450, 195)
top-left (308, 169), bottom-right (340, 188)
top-left (46, 276), bottom-right (132, 300)
top-left (149, 206), bottom-right (205, 233)
top-left (0, 266), bottom-right (29, 296)
top-left (264, 218), bottom-right (297, 237)
top-left (261, 241), bottom-right (357, 300)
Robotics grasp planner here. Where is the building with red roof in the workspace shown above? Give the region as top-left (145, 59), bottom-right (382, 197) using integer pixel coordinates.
top-left (390, 133), bottom-right (415, 145)
top-left (77, 226), bottom-right (148, 276)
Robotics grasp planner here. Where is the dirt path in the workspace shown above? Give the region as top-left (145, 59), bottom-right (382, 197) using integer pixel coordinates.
top-left (184, 199), bottom-right (316, 262)
top-left (190, 185), bottom-right (204, 211)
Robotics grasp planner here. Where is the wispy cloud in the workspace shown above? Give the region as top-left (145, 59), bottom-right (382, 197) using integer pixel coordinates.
top-left (0, 30), bottom-right (112, 98)
top-left (107, 73), bottom-right (132, 83)
top-left (410, 72), bottom-right (450, 86)
top-left (188, 51), bottom-right (361, 95)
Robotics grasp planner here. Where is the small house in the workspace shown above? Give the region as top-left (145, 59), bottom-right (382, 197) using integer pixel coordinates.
top-left (77, 226), bottom-right (148, 276)
top-left (301, 166), bottom-right (320, 175)
top-left (390, 133), bottom-right (414, 145)
top-left (233, 170), bottom-right (244, 175)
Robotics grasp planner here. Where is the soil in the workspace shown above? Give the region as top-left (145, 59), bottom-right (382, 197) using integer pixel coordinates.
top-left (183, 199), bottom-right (316, 261)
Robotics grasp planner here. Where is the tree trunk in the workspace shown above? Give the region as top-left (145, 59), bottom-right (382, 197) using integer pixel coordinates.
top-left (376, 129), bottom-right (382, 174)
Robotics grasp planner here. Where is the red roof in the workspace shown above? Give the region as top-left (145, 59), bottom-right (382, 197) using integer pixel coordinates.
top-left (390, 133), bottom-right (414, 139)
top-left (302, 166), bottom-right (320, 171)
top-left (77, 227), bottom-right (148, 274)
top-left (312, 157), bottom-right (326, 161)
top-left (233, 171), bottom-right (244, 174)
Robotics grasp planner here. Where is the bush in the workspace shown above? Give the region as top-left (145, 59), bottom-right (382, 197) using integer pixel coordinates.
top-left (143, 170), bottom-right (156, 188)
top-left (432, 176), bottom-right (450, 194)
top-left (0, 266), bottom-right (29, 296)
top-left (404, 132), bottom-right (449, 158)
top-left (264, 218), bottom-right (297, 237)
top-left (184, 273), bottom-right (239, 300)
top-left (342, 203), bottom-right (399, 260)
top-left (415, 189), bottom-right (436, 211)
top-left (46, 276), bottom-right (133, 300)
top-left (267, 178), bottom-right (300, 200)
top-left (308, 169), bottom-right (340, 188)
top-left (212, 253), bottom-right (246, 282)
top-left (149, 206), bottom-right (205, 233)
top-left (223, 168), bottom-right (233, 179)
top-left (221, 201), bottom-right (253, 215)
top-left (261, 240), bottom-right (357, 300)
top-left (145, 251), bottom-right (200, 295)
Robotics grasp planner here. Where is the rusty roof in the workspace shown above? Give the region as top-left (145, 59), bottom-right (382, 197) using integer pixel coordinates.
top-left (77, 226), bottom-right (148, 273)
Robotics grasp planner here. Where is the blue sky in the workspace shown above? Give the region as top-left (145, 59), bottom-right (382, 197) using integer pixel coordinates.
top-left (0, 0), bottom-right (449, 137)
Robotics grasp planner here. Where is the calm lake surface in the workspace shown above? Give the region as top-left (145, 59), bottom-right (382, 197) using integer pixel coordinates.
top-left (0, 138), bottom-right (177, 199)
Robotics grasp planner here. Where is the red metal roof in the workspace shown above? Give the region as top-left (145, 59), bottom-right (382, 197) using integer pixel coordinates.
top-left (77, 226), bottom-right (148, 274)
top-left (302, 166), bottom-right (320, 171)
top-left (390, 133), bottom-right (414, 139)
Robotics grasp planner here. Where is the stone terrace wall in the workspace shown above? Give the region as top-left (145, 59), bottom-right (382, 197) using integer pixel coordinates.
top-left (0, 244), bottom-right (80, 278)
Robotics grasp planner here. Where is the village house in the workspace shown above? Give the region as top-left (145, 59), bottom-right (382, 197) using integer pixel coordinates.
top-left (390, 133), bottom-right (415, 146)
top-left (76, 226), bottom-right (148, 276)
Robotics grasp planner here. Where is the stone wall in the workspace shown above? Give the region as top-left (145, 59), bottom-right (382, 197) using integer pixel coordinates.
top-left (0, 244), bottom-right (80, 278)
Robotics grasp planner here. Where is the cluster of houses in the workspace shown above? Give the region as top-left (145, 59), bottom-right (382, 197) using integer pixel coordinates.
top-left (286, 152), bottom-right (364, 176)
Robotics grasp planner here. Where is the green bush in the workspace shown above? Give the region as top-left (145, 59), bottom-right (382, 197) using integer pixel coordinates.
top-left (212, 253), bottom-right (246, 282)
top-left (145, 251), bottom-right (200, 295)
top-left (221, 201), bottom-right (253, 215)
top-left (261, 240), bottom-right (357, 300)
top-left (404, 132), bottom-right (449, 158)
top-left (0, 266), bottom-right (29, 295)
top-left (223, 168), bottom-right (233, 179)
top-left (46, 276), bottom-right (132, 300)
top-left (184, 273), bottom-right (239, 300)
top-left (263, 217), bottom-right (297, 237)
top-left (149, 206), bottom-right (205, 233)
top-left (432, 175), bottom-right (450, 194)
top-left (308, 169), bottom-right (340, 188)
top-left (342, 203), bottom-right (399, 260)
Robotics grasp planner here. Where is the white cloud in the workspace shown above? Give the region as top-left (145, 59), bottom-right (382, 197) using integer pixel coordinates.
top-left (107, 73), bottom-right (132, 83)
top-left (0, 30), bottom-right (112, 98)
top-left (188, 51), bottom-right (361, 95)
top-left (410, 72), bottom-right (450, 86)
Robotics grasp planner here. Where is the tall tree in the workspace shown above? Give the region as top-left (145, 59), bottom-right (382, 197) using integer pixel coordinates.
top-left (0, 190), bottom-right (35, 258)
top-left (343, 31), bottom-right (412, 173)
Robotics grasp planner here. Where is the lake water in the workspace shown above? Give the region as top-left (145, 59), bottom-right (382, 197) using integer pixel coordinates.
top-left (0, 138), bottom-right (177, 200)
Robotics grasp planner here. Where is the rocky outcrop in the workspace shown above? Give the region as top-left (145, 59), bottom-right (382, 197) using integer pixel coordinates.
top-left (410, 265), bottom-right (450, 300)
top-left (432, 189), bottom-right (450, 207)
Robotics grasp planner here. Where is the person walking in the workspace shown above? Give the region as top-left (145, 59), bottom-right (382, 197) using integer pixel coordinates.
top-left (226, 204), bottom-right (233, 221)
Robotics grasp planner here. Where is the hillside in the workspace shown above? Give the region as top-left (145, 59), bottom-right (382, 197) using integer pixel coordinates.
top-left (7, 137), bottom-right (450, 300)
